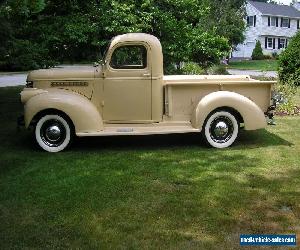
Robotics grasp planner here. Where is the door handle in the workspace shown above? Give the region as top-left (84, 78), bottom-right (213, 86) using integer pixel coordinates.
top-left (143, 73), bottom-right (151, 77)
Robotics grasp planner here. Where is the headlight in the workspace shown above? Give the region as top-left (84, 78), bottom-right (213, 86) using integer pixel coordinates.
top-left (26, 81), bottom-right (33, 88)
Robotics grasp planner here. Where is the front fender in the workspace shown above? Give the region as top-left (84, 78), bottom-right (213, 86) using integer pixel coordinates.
top-left (24, 88), bottom-right (103, 133)
top-left (191, 91), bottom-right (267, 131)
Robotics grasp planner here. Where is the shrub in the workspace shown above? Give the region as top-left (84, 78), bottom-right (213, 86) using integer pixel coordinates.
top-left (207, 64), bottom-right (229, 75)
top-left (272, 52), bottom-right (279, 59)
top-left (262, 54), bottom-right (273, 60)
top-left (164, 64), bottom-right (180, 75)
top-left (181, 62), bottom-right (205, 75)
top-left (274, 80), bottom-right (298, 115)
top-left (251, 40), bottom-right (264, 60)
top-left (278, 31), bottom-right (300, 86)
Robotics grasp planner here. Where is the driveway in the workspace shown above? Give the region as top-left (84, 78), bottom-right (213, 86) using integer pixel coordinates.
top-left (227, 69), bottom-right (277, 78)
top-left (0, 72), bottom-right (27, 87)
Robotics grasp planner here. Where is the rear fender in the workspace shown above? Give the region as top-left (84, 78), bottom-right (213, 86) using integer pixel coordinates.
top-left (24, 89), bottom-right (103, 133)
top-left (191, 91), bottom-right (267, 131)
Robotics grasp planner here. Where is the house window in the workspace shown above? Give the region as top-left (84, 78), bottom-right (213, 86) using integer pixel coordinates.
top-left (279, 38), bottom-right (288, 49)
top-left (247, 16), bottom-right (255, 27)
top-left (270, 17), bottom-right (277, 26)
top-left (281, 18), bottom-right (290, 28)
top-left (267, 38), bottom-right (274, 49)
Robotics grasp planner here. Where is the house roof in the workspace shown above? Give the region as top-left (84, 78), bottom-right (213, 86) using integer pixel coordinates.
top-left (248, 1), bottom-right (300, 18)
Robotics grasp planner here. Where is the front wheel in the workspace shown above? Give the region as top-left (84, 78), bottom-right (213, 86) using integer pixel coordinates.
top-left (35, 114), bottom-right (73, 152)
top-left (202, 111), bottom-right (239, 148)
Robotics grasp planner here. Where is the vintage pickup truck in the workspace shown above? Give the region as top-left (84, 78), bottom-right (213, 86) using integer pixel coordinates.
top-left (20, 33), bottom-right (275, 152)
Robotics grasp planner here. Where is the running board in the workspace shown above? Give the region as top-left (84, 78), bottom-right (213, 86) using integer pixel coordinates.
top-left (76, 124), bottom-right (199, 137)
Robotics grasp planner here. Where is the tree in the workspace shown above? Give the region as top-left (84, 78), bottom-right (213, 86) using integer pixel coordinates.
top-left (278, 31), bottom-right (300, 86)
top-left (0, 0), bottom-right (247, 71)
top-left (201, 0), bottom-right (246, 46)
top-left (251, 40), bottom-right (264, 60)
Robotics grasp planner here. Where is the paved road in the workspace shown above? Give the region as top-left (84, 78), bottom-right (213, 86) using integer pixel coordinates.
top-left (0, 73), bottom-right (27, 87)
top-left (227, 69), bottom-right (277, 78)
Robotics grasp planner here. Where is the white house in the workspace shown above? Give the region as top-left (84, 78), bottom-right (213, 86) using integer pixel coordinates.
top-left (232, 1), bottom-right (300, 58)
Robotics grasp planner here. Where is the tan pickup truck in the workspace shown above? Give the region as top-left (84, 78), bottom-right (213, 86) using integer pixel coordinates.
top-left (19, 33), bottom-right (276, 152)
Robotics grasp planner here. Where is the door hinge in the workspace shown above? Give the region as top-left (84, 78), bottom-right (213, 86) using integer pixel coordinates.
top-left (101, 100), bottom-right (105, 107)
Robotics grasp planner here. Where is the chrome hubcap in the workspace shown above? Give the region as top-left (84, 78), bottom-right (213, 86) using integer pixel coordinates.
top-left (40, 119), bottom-right (66, 147)
top-left (213, 121), bottom-right (229, 137)
top-left (45, 125), bottom-right (61, 142)
top-left (209, 116), bottom-right (234, 143)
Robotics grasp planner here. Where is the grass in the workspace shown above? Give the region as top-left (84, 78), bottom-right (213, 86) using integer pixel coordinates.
top-left (0, 86), bottom-right (300, 249)
top-left (228, 60), bottom-right (278, 71)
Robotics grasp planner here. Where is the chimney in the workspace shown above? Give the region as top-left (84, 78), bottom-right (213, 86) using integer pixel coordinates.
top-left (293, 2), bottom-right (300, 11)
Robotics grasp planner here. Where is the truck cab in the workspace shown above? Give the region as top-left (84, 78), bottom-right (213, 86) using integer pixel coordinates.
top-left (20, 33), bottom-right (275, 152)
top-left (98, 33), bottom-right (163, 122)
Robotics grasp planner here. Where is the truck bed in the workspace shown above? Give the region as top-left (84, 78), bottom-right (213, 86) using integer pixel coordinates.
top-left (164, 74), bottom-right (268, 84)
top-left (163, 75), bottom-right (275, 121)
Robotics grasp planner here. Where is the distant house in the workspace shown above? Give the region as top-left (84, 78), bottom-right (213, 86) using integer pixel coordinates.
top-left (232, 1), bottom-right (300, 58)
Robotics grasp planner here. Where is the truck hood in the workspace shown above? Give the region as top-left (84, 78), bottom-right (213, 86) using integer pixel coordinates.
top-left (27, 66), bottom-right (96, 81)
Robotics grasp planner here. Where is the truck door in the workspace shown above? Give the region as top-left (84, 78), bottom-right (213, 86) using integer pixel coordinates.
top-left (103, 43), bottom-right (151, 122)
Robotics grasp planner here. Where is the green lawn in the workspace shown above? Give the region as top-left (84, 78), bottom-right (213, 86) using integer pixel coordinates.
top-left (228, 60), bottom-right (278, 71)
top-left (0, 87), bottom-right (300, 249)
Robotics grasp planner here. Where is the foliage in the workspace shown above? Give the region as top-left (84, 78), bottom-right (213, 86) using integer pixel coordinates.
top-left (274, 81), bottom-right (298, 115)
top-left (278, 31), bottom-right (300, 86)
top-left (180, 62), bottom-right (205, 75)
top-left (251, 41), bottom-right (264, 60)
top-left (0, 0), bottom-right (247, 71)
top-left (272, 51), bottom-right (278, 59)
top-left (0, 40), bottom-right (57, 71)
top-left (188, 30), bottom-right (230, 68)
top-left (207, 64), bottom-right (230, 75)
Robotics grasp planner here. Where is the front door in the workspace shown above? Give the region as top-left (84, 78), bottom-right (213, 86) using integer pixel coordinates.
top-left (103, 43), bottom-right (152, 122)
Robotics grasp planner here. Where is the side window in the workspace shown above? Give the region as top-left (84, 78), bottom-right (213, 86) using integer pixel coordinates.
top-left (110, 45), bottom-right (147, 69)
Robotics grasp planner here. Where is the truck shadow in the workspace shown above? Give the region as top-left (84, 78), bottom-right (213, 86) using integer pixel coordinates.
top-left (72, 129), bottom-right (292, 151)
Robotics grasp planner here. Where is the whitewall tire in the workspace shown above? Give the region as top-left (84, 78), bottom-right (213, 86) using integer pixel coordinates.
top-left (203, 111), bottom-right (239, 148)
top-left (35, 114), bottom-right (73, 152)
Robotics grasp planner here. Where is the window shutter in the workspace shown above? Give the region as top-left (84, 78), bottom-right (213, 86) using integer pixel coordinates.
top-left (281, 17), bottom-right (283, 27)
top-left (286, 39), bottom-right (288, 48)
top-left (288, 19), bottom-right (291, 28)
top-left (278, 38), bottom-right (280, 49)
top-left (273, 38), bottom-right (275, 49)
top-left (265, 37), bottom-right (268, 48)
top-left (268, 16), bottom-right (270, 26)
top-left (247, 16), bottom-right (249, 26)
top-left (254, 15), bottom-right (256, 27)
top-left (298, 20), bottom-right (299, 29)
top-left (276, 17), bottom-right (278, 27)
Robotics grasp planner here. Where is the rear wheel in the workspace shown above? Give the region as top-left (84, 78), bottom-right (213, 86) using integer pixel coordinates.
top-left (202, 110), bottom-right (239, 148)
top-left (35, 114), bottom-right (73, 152)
